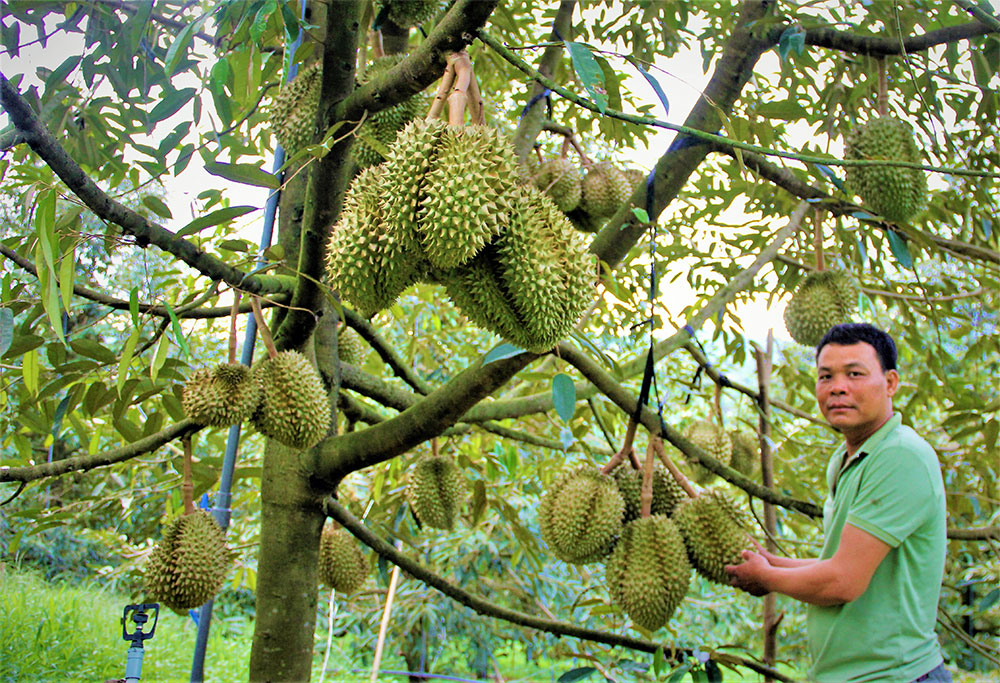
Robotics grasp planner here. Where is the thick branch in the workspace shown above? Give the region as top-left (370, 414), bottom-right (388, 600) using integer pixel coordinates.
top-left (952, 0), bottom-right (1000, 31)
top-left (0, 420), bottom-right (201, 484)
top-left (947, 526), bottom-right (1000, 541)
top-left (324, 498), bottom-right (794, 682)
top-left (794, 19), bottom-right (997, 57)
top-left (0, 75), bottom-right (291, 297)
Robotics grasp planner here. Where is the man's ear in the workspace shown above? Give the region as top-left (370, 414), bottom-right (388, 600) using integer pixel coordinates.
top-left (885, 369), bottom-right (900, 397)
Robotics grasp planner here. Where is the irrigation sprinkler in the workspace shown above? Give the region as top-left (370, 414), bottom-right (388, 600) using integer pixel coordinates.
top-left (121, 603), bottom-right (159, 682)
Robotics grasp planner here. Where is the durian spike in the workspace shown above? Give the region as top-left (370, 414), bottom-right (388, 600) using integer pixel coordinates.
top-left (447, 50), bottom-right (474, 126)
top-left (876, 57), bottom-right (888, 117)
top-left (599, 416), bottom-right (641, 474)
top-left (182, 434), bottom-right (195, 515)
top-left (250, 295), bottom-right (278, 360)
top-left (813, 208), bottom-right (825, 272)
top-left (652, 437), bottom-right (699, 500)
top-left (466, 62), bottom-right (485, 126)
top-left (228, 292), bottom-right (241, 365)
top-left (427, 60), bottom-right (456, 120)
top-left (640, 439), bottom-right (656, 518)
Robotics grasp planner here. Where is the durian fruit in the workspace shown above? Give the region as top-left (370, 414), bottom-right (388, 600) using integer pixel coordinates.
top-left (623, 167), bottom-right (647, 189)
top-left (145, 511), bottom-right (232, 610)
top-left (270, 62), bottom-right (322, 156)
top-left (534, 156), bottom-right (582, 212)
top-left (353, 55), bottom-right (428, 169)
top-left (338, 327), bottom-right (366, 366)
top-left (538, 467), bottom-right (624, 564)
top-left (418, 125), bottom-right (519, 269)
top-left (580, 161), bottom-right (632, 219)
top-left (845, 116), bottom-right (927, 223)
top-left (612, 465), bottom-right (686, 522)
top-left (605, 515), bottom-right (691, 631)
top-left (405, 455), bottom-right (465, 530)
top-left (673, 491), bottom-right (754, 585)
top-left (729, 430), bottom-right (758, 477)
top-left (318, 525), bottom-right (369, 593)
top-left (325, 164), bottom-right (428, 315)
top-left (182, 363), bottom-right (261, 427)
top-left (380, 117), bottom-right (448, 250)
top-left (782, 270), bottom-right (860, 347)
top-left (375, 0), bottom-right (442, 27)
top-left (251, 351), bottom-right (331, 450)
top-left (685, 419), bottom-right (732, 485)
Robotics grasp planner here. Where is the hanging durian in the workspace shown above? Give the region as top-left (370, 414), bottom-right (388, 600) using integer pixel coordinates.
top-left (144, 511), bottom-right (233, 611)
top-left (580, 161), bottom-right (631, 219)
top-left (406, 454), bottom-right (465, 530)
top-left (729, 430), bottom-right (758, 477)
top-left (538, 467), bottom-right (624, 564)
top-left (374, 0), bottom-right (443, 27)
top-left (685, 419), bottom-right (732, 485)
top-left (845, 116), bottom-right (927, 223)
top-left (783, 269), bottom-right (860, 347)
top-left (673, 491), bottom-right (754, 585)
top-left (353, 55), bottom-right (429, 169)
top-left (338, 327), bottom-right (366, 366)
top-left (612, 464), bottom-right (686, 522)
top-left (318, 525), bottom-right (369, 593)
top-left (270, 62), bottom-right (322, 156)
top-left (251, 350), bottom-right (331, 450)
top-left (182, 363), bottom-right (261, 427)
top-left (534, 156), bottom-right (582, 212)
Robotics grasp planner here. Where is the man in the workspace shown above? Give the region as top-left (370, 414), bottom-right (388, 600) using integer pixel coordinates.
top-left (726, 323), bottom-right (950, 682)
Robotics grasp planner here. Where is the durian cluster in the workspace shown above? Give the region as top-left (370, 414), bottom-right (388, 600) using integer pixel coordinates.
top-left (529, 156), bottom-right (644, 229)
top-left (326, 119), bottom-right (596, 353)
top-left (783, 270), bottom-right (860, 347)
top-left (405, 454), bottom-right (465, 530)
top-left (845, 116), bottom-right (927, 223)
top-left (537, 464), bottom-right (756, 631)
top-left (144, 511), bottom-right (233, 610)
top-left (182, 351), bottom-right (331, 450)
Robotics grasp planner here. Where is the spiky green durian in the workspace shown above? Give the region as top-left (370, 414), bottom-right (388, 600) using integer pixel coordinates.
top-left (251, 351), bottom-right (330, 450)
top-left (338, 327), bottom-right (366, 366)
top-left (729, 430), bottom-right (758, 477)
top-left (783, 269), bottom-right (860, 347)
top-left (381, 118), bottom-right (448, 240)
top-left (673, 491), bottom-right (754, 585)
top-left (418, 125), bottom-right (519, 269)
top-left (538, 467), bottom-right (624, 564)
top-left (406, 455), bottom-right (465, 530)
top-left (612, 465), bottom-right (687, 523)
top-left (534, 156), bottom-right (582, 212)
top-left (326, 164), bottom-right (427, 315)
top-left (845, 116), bottom-right (927, 223)
top-left (580, 161), bottom-right (632, 219)
top-left (685, 419), bottom-right (732, 485)
top-left (318, 525), bottom-right (369, 593)
top-left (375, 0), bottom-right (442, 28)
top-left (145, 511), bottom-right (232, 610)
top-left (606, 515), bottom-right (691, 631)
top-left (270, 62), bottom-right (321, 156)
top-left (353, 55), bottom-right (429, 168)
top-left (182, 363), bottom-right (261, 427)
top-left (623, 168), bottom-right (647, 189)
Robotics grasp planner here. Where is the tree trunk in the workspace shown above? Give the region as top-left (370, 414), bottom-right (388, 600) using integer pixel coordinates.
top-left (249, 439), bottom-right (328, 681)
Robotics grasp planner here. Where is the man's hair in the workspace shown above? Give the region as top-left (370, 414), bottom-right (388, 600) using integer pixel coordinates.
top-left (816, 323), bottom-right (897, 371)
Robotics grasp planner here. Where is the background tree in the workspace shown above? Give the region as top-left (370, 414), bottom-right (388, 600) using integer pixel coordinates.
top-left (1, 1), bottom-right (998, 681)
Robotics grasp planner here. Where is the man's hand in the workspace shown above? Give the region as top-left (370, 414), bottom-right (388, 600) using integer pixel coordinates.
top-left (726, 549), bottom-right (772, 597)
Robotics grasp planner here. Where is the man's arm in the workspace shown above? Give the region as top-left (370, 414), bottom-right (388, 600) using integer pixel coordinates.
top-left (750, 539), bottom-right (818, 568)
top-left (726, 523), bottom-right (891, 606)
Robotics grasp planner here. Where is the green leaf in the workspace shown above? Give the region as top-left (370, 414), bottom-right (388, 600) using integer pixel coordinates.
top-left (142, 195), bottom-right (173, 219)
top-left (129, 286), bottom-right (140, 327)
top-left (204, 161), bottom-right (280, 188)
top-left (667, 661), bottom-right (693, 683)
top-left (552, 373), bottom-right (576, 423)
top-left (705, 660), bottom-right (723, 682)
top-left (483, 342), bottom-right (524, 365)
top-left (1, 21), bottom-right (19, 57)
top-left (164, 301), bottom-right (189, 358)
top-left (35, 189), bottom-right (57, 275)
top-left (164, 14), bottom-right (205, 76)
top-left (631, 207), bottom-right (650, 223)
top-left (116, 328), bottom-right (139, 394)
top-left (58, 247), bottom-right (75, 312)
top-left (886, 230), bottom-right (914, 270)
top-left (70, 338), bottom-right (117, 364)
top-left (816, 163), bottom-right (845, 192)
top-left (22, 348), bottom-right (39, 395)
top-left (653, 647), bottom-right (666, 677)
top-left (150, 334), bottom-right (170, 383)
top-left (51, 394), bottom-right (71, 437)
top-left (777, 25), bottom-right (806, 62)
top-left (176, 205), bottom-right (257, 237)
top-left (45, 54), bottom-right (81, 91)
top-left (755, 99), bottom-right (807, 120)
top-left (0, 308), bottom-right (12, 356)
top-left (557, 667), bottom-right (597, 683)
top-left (628, 57), bottom-right (669, 116)
top-left (251, 0), bottom-right (278, 41)
top-left (564, 41), bottom-right (608, 113)
top-left (148, 87), bottom-right (197, 125)
top-left (125, 0), bottom-right (154, 56)
top-left (980, 587), bottom-right (1000, 612)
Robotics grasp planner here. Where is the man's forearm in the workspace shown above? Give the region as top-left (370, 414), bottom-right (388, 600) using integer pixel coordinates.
top-left (765, 554), bottom-right (819, 569)
top-left (759, 560), bottom-right (857, 606)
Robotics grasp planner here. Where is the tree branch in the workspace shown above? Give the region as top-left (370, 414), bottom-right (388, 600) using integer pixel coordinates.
top-left (324, 498), bottom-right (795, 683)
top-left (343, 308), bottom-right (431, 395)
top-left (0, 419), bottom-right (201, 484)
top-left (0, 74), bottom-right (292, 297)
top-left (794, 18), bottom-right (997, 57)
top-left (951, 0), bottom-right (1000, 32)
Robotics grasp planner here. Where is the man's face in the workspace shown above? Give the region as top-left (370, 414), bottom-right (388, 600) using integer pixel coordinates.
top-left (816, 342), bottom-right (899, 438)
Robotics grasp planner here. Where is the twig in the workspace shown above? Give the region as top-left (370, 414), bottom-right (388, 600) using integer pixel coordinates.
top-left (250, 295), bottom-right (278, 359)
top-left (653, 439), bottom-right (698, 500)
top-left (427, 61), bottom-right (456, 120)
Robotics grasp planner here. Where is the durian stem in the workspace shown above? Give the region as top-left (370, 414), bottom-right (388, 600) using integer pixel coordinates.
top-left (466, 61), bottom-right (485, 126)
top-left (182, 434), bottom-right (195, 515)
top-left (876, 57), bottom-right (888, 117)
top-left (228, 291), bottom-right (241, 365)
top-left (813, 209), bottom-right (825, 272)
top-left (431, 437), bottom-right (439, 457)
top-left (639, 439), bottom-right (656, 518)
top-left (534, 145), bottom-right (544, 164)
top-left (447, 50), bottom-right (473, 126)
top-left (599, 417), bottom-right (640, 474)
top-left (560, 135), bottom-right (571, 158)
top-left (712, 383), bottom-right (724, 431)
top-left (250, 295), bottom-right (278, 360)
top-left (652, 438), bottom-right (699, 500)
top-left (427, 61), bottom-right (456, 120)
top-left (370, 29), bottom-right (385, 59)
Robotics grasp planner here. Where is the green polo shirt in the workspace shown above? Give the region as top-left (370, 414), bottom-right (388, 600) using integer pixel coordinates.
top-left (806, 413), bottom-right (947, 682)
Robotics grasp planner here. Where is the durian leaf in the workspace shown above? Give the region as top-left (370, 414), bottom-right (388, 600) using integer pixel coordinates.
top-left (557, 667), bottom-right (597, 683)
top-left (22, 348), bottom-right (39, 395)
top-left (886, 230), bottom-right (914, 270)
top-left (705, 660), bottom-right (723, 682)
top-left (483, 342), bottom-right (524, 365)
top-left (150, 334), bottom-right (170, 382)
top-left (815, 163), bottom-right (845, 192)
top-left (777, 24), bottom-right (806, 62)
top-left (164, 15), bottom-right (205, 76)
top-left (552, 373), bottom-right (576, 423)
top-left (0, 308), bottom-right (12, 356)
top-left (666, 660), bottom-right (693, 682)
top-left (176, 205), bottom-right (257, 237)
top-left (564, 41), bottom-right (608, 113)
top-left (204, 161), bottom-right (279, 189)
top-left (627, 56), bottom-right (669, 117)
top-left (632, 207), bottom-right (650, 223)
top-left (755, 99), bottom-right (807, 120)
top-left (142, 195), bottom-right (173, 219)
top-left (128, 287), bottom-right (140, 327)
top-left (148, 87), bottom-right (197, 125)
top-left (164, 301), bottom-right (190, 358)
top-left (652, 647), bottom-right (666, 677)
top-left (116, 328), bottom-right (139, 394)
top-left (70, 338), bottom-right (116, 364)
top-left (981, 587), bottom-right (1000, 612)
top-left (51, 394), bottom-right (70, 437)
top-left (471, 480), bottom-right (487, 526)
